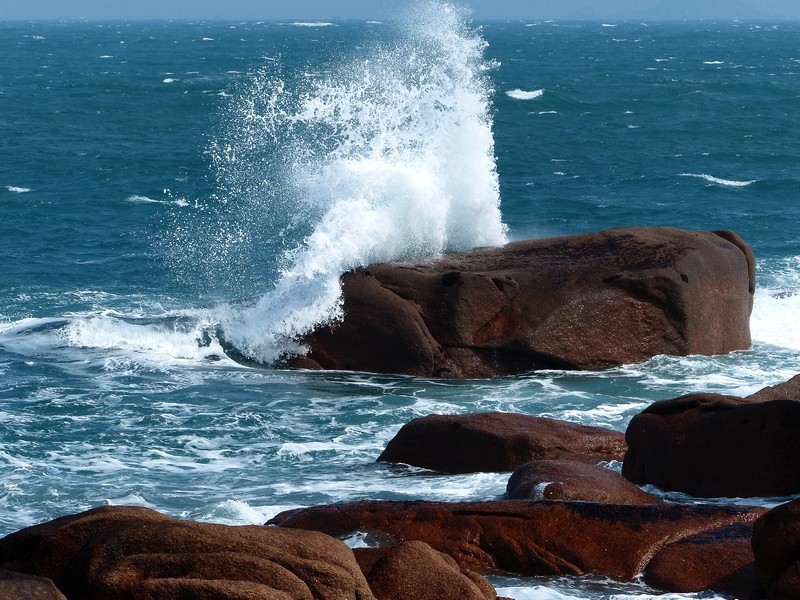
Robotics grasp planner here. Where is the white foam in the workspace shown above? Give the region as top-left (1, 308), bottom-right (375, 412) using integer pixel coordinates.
top-left (214, 1), bottom-right (507, 364)
top-left (5, 186), bottom-right (31, 193)
top-left (163, 78), bottom-right (176, 83)
top-left (752, 258), bottom-right (800, 350)
top-left (59, 312), bottom-right (233, 367)
top-left (679, 173), bottom-right (756, 187)
top-left (284, 22), bottom-right (337, 27)
top-left (126, 194), bottom-right (189, 206)
top-left (703, 60), bottom-right (725, 64)
top-left (506, 88), bottom-right (544, 100)
top-left (201, 499), bottom-right (291, 525)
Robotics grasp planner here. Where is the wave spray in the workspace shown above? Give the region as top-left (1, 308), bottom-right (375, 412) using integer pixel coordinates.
top-left (214, 2), bottom-right (507, 364)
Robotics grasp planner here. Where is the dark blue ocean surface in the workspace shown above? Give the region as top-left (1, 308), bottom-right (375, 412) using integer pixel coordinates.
top-left (1, 7), bottom-right (799, 598)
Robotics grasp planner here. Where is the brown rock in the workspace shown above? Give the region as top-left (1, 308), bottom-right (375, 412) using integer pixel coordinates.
top-left (0, 570), bottom-right (66, 600)
top-left (622, 392), bottom-right (800, 497)
top-left (269, 500), bottom-right (764, 581)
top-left (287, 227), bottom-right (754, 377)
top-left (0, 505), bottom-right (376, 600)
top-left (506, 459), bottom-right (659, 504)
top-left (377, 412), bottom-right (626, 473)
top-left (354, 541), bottom-right (495, 600)
top-left (745, 374), bottom-right (800, 402)
top-left (752, 499), bottom-right (800, 599)
top-left (643, 524), bottom-right (760, 598)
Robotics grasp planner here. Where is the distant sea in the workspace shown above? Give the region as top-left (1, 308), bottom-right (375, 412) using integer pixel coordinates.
top-left (2, 3), bottom-right (799, 598)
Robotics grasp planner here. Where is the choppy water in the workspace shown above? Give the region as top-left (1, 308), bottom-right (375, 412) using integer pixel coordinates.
top-left (2, 4), bottom-right (800, 598)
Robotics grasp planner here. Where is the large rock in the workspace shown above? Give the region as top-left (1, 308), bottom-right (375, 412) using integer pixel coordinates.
top-left (752, 499), bottom-right (800, 599)
top-left (643, 524), bottom-right (760, 599)
top-left (0, 505), bottom-right (376, 600)
top-left (353, 541), bottom-right (496, 600)
top-left (506, 459), bottom-right (659, 504)
top-left (269, 500), bottom-right (764, 582)
top-left (377, 412), bottom-right (626, 473)
top-left (287, 227), bottom-right (754, 377)
top-left (622, 390), bottom-right (800, 497)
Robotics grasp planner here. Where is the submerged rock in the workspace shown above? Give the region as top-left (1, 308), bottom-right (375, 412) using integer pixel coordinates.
top-left (622, 383), bottom-right (800, 497)
top-left (377, 412), bottom-right (626, 473)
top-left (288, 227), bottom-right (754, 377)
top-left (506, 459), bottom-right (659, 504)
top-left (269, 499), bottom-right (764, 583)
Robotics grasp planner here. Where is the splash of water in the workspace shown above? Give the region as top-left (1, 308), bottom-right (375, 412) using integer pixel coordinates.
top-left (211, 1), bottom-right (507, 364)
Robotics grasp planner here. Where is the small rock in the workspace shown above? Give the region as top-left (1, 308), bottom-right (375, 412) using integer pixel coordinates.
top-left (506, 459), bottom-right (659, 504)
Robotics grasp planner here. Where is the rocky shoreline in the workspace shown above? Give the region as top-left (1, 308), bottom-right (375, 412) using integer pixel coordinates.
top-left (1, 228), bottom-right (797, 599)
top-left (2, 375), bottom-right (799, 599)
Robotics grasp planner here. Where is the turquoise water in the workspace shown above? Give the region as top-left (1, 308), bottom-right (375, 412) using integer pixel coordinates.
top-left (2, 6), bottom-right (800, 598)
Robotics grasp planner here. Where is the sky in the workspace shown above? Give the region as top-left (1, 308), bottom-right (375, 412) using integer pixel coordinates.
top-left (3, 0), bottom-right (800, 21)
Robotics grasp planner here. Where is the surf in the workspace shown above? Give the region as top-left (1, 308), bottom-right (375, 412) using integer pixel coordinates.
top-left (175, 1), bottom-right (509, 365)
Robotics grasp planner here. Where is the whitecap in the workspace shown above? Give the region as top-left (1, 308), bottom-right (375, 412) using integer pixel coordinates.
top-left (704, 60), bottom-right (725, 65)
top-left (601, 23), bottom-right (618, 27)
top-left (202, 499), bottom-right (299, 525)
top-left (283, 22), bottom-right (337, 27)
top-left (163, 78), bottom-right (176, 83)
top-left (679, 173), bottom-right (756, 187)
top-left (506, 88), bottom-right (544, 100)
top-left (5, 186), bottom-right (31, 193)
top-left (126, 194), bottom-right (189, 206)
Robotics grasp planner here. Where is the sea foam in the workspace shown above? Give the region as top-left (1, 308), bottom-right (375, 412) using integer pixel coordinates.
top-left (200, 1), bottom-right (507, 364)
top-left (506, 88), bottom-right (544, 100)
top-left (679, 173), bottom-right (755, 187)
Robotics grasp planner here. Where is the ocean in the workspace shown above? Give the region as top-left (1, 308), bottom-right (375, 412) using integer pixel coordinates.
top-left (2, 3), bottom-right (800, 598)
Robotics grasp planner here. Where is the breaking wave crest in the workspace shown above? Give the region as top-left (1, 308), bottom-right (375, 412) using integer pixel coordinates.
top-left (176, 1), bottom-right (507, 364)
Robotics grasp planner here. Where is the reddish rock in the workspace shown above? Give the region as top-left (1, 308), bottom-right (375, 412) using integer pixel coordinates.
top-left (0, 570), bottom-right (66, 600)
top-left (622, 392), bottom-right (800, 497)
top-left (269, 500), bottom-right (764, 581)
top-left (287, 227), bottom-right (754, 377)
top-left (643, 524), bottom-right (760, 598)
top-left (506, 459), bottom-right (659, 504)
top-left (354, 541), bottom-right (496, 600)
top-left (0, 505), bottom-right (376, 600)
top-left (745, 374), bottom-right (800, 402)
top-left (377, 412), bottom-right (626, 473)
top-left (752, 499), bottom-right (800, 599)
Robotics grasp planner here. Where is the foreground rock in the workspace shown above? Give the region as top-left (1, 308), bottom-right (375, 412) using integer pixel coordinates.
top-left (269, 499), bottom-right (764, 583)
top-left (622, 379), bottom-right (800, 497)
top-left (752, 499), bottom-right (800, 599)
top-left (506, 459), bottom-right (659, 504)
top-left (287, 227), bottom-right (755, 377)
top-left (0, 505), bottom-right (376, 600)
top-left (377, 412), bottom-right (626, 473)
top-left (353, 541), bottom-right (496, 600)
top-left (643, 524), bottom-right (760, 599)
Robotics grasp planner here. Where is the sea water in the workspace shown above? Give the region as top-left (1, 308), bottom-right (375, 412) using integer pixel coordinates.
top-left (1, 3), bottom-right (800, 598)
